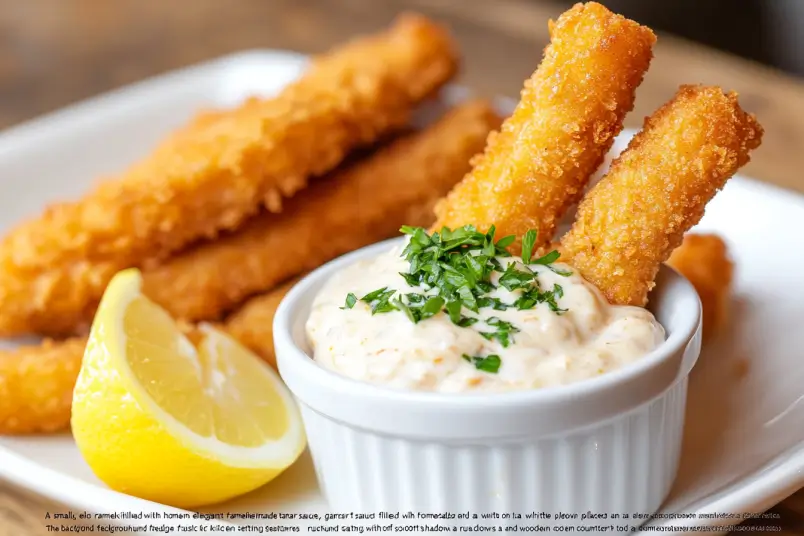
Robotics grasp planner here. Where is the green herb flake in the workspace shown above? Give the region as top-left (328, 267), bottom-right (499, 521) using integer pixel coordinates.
top-left (399, 272), bottom-right (420, 287)
top-left (420, 296), bottom-right (446, 320)
top-left (521, 229), bottom-right (537, 264)
top-left (341, 293), bottom-right (357, 310)
top-left (458, 316), bottom-right (479, 327)
top-left (405, 293), bottom-right (426, 305)
top-left (531, 249), bottom-right (560, 265)
top-left (546, 284), bottom-right (567, 315)
top-left (360, 287), bottom-right (398, 315)
top-left (445, 299), bottom-right (463, 325)
top-left (480, 317), bottom-right (520, 348)
top-left (498, 263), bottom-right (535, 291)
top-left (392, 297), bottom-right (416, 323)
top-left (495, 235), bottom-right (516, 249)
top-left (477, 296), bottom-right (509, 311)
top-left (462, 353), bottom-right (502, 374)
top-left (547, 264), bottom-right (573, 277)
top-left (553, 283), bottom-right (564, 299)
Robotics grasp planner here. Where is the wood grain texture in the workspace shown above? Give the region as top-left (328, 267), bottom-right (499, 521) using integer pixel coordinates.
top-left (1, 0), bottom-right (804, 533)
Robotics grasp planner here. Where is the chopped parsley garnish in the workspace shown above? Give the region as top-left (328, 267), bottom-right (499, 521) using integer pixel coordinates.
top-left (477, 296), bottom-right (509, 311)
top-left (343, 225), bottom-right (570, 355)
top-left (521, 229), bottom-right (537, 264)
top-left (462, 354), bottom-right (502, 374)
top-left (393, 294), bottom-right (445, 323)
top-left (498, 262), bottom-right (536, 291)
top-left (513, 282), bottom-right (567, 314)
top-left (531, 250), bottom-right (560, 265)
top-left (360, 287), bottom-right (398, 314)
top-left (547, 264), bottom-right (573, 277)
top-left (480, 317), bottom-right (520, 348)
top-left (341, 293), bottom-right (357, 310)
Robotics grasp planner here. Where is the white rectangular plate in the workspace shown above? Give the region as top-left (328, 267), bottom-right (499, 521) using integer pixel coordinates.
top-left (1, 51), bottom-right (802, 534)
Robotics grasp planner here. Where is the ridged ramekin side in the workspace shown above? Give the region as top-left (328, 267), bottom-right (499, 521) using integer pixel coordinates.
top-left (299, 379), bottom-right (687, 527)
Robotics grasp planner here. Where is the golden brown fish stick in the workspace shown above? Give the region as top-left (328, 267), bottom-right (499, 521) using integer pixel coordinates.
top-left (0, 338), bottom-right (85, 434)
top-left (0, 14), bottom-right (458, 338)
top-left (561, 85), bottom-right (763, 306)
top-left (0, 100), bottom-right (498, 435)
top-left (141, 101), bottom-right (501, 322)
top-left (0, 279), bottom-right (291, 435)
top-left (224, 279), bottom-right (300, 369)
top-left (667, 233), bottom-right (734, 336)
top-left (432, 2), bottom-right (655, 251)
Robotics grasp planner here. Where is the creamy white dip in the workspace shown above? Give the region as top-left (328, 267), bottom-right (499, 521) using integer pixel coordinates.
top-left (306, 246), bottom-right (665, 393)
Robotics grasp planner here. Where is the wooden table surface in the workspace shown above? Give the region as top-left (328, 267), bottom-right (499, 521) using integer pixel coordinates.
top-left (1, 0), bottom-right (804, 534)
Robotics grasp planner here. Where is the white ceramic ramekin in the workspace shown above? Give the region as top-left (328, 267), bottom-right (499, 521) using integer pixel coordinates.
top-left (275, 238), bottom-right (701, 528)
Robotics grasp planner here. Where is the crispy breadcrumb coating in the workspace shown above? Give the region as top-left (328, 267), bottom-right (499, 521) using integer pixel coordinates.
top-left (0, 101), bottom-right (498, 436)
top-left (0, 277), bottom-right (291, 435)
top-left (0, 282), bottom-right (290, 435)
top-left (141, 101), bottom-right (500, 322)
top-left (432, 2), bottom-right (655, 252)
top-left (561, 85), bottom-right (762, 306)
top-left (0, 14), bottom-right (458, 338)
top-left (667, 233), bottom-right (734, 336)
top-left (0, 277), bottom-right (293, 435)
top-left (0, 338), bottom-right (85, 434)
top-left (224, 279), bottom-right (299, 369)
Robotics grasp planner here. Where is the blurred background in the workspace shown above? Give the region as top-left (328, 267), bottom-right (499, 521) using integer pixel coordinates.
top-left (1, 0), bottom-right (799, 128)
top-left (1, 0), bottom-right (803, 190)
top-left (560, 0), bottom-right (803, 75)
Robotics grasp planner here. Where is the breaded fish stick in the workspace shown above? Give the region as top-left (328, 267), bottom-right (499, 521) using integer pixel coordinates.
top-left (224, 279), bottom-right (300, 369)
top-left (0, 279), bottom-right (291, 435)
top-left (0, 103), bottom-right (497, 436)
top-left (0, 338), bottom-right (85, 434)
top-left (432, 2), bottom-right (654, 251)
top-left (0, 14), bottom-right (458, 338)
top-left (142, 101), bottom-right (501, 322)
top-left (561, 85), bottom-right (763, 306)
top-left (667, 233), bottom-right (734, 336)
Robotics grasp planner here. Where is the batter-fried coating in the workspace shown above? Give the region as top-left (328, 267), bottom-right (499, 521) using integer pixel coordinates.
top-left (142, 101), bottom-right (501, 321)
top-left (561, 85), bottom-right (763, 306)
top-left (0, 102), bottom-right (496, 436)
top-left (0, 278), bottom-right (292, 435)
top-left (0, 338), bottom-right (85, 434)
top-left (432, 2), bottom-right (655, 252)
top-left (667, 233), bottom-right (734, 336)
top-left (224, 279), bottom-right (299, 369)
top-left (0, 14), bottom-right (458, 338)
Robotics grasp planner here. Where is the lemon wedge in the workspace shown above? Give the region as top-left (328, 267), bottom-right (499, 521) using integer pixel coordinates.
top-left (71, 268), bottom-right (306, 508)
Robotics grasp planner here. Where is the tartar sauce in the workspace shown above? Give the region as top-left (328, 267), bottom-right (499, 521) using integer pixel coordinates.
top-left (306, 246), bottom-right (665, 393)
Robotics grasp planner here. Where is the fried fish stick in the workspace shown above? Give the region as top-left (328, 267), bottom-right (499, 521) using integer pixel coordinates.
top-left (0, 278), bottom-right (293, 435)
top-left (0, 14), bottom-right (458, 338)
top-left (141, 101), bottom-right (501, 322)
top-left (667, 233), bottom-right (734, 336)
top-left (224, 279), bottom-right (300, 369)
top-left (0, 101), bottom-right (497, 435)
top-left (0, 279), bottom-right (290, 435)
top-left (561, 86), bottom-right (762, 306)
top-left (432, 2), bottom-right (655, 251)
top-left (0, 338), bottom-right (85, 434)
